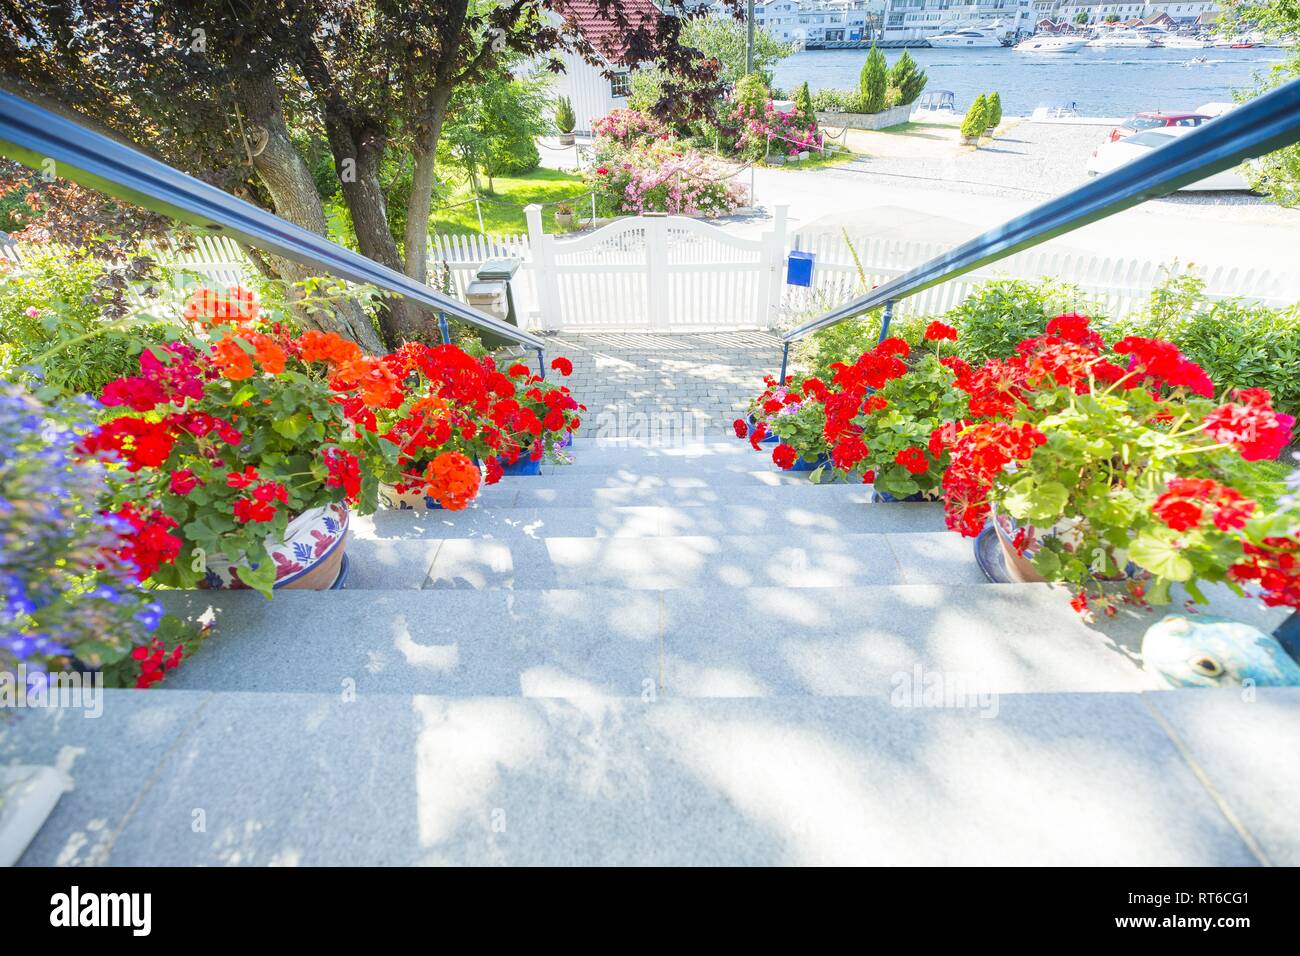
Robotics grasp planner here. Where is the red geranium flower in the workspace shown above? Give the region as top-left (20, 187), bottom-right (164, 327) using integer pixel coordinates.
top-left (772, 443), bottom-right (798, 470)
top-left (924, 321), bottom-right (957, 342)
top-left (550, 356), bottom-right (574, 376)
top-left (732, 418), bottom-right (748, 439)
top-left (894, 446), bottom-right (929, 475)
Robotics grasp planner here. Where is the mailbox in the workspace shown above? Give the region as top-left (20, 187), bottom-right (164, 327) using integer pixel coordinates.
top-left (786, 250), bottom-right (815, 287)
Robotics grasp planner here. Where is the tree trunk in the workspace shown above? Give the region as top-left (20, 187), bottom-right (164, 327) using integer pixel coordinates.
top-left (236, 73), bottom-right (385, 353)
top-left (327, 120), bottom-right (430, 346)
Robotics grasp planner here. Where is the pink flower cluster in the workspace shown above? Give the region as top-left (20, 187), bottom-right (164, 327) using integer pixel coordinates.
top-left (731, 102), bottom-right (824, 159)
top-left (591, 109), bottom-right (666, 144)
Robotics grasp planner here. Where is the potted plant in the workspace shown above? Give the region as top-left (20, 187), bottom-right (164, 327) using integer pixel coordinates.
top-left (961, 94), bottom-right (988, 146)
top-left (734, 375), bottom-right (796, 445)
top-left (934, 313), bottom-right (1295, 616)
top-left (492, 355), bottom-right (584, 475)
top-left (736, 376), bottom-right (835, 478)
top-left (830, 323), bottom-right (969, 501)
top-left (84, 287), bottom-right (395, 596)
top-left (373, 342), bottom-right (511, 510)
top-left (554, 202), bottom-right (575, 229)
top-left (555, 96), bottom-right (576, 146)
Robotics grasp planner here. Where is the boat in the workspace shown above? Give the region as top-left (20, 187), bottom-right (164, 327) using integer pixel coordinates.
top-left (1183, 55), bottom-right (1211, 66)
top-left (1031, 101), bottom-right (1080, 120)
top-left (1087, 30), bottom-right (1157, 48)
top-left (1213, 35), bottom-right (1257, 47)
top-left (1014, 34), bottom-right (1088, 53)
top-left (914, 90), bottom-right (956, 114)
top-left (1161, 34), bottom-right (1208, 49)
top-left (926, 27), bottom-right (1005, 48)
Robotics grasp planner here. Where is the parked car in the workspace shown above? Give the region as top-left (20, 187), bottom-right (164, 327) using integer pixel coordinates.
top-left (1108, 111), bottom-right (1210, 142)
top-left (1087, 126), bottom-right (1252, 191)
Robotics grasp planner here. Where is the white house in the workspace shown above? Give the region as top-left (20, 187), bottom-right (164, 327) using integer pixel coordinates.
top-left (752, 0), bottom-right (884, 45)
top-left (1056, 0), bottom-right (1218, 25)
top-left (881, 0), bottom-right (1034, 41)
top-left (544, 0), bottom-right (666, 135)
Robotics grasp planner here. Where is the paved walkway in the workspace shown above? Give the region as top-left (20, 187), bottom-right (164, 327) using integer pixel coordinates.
top-left (532, 331), bottom-right (782, 445)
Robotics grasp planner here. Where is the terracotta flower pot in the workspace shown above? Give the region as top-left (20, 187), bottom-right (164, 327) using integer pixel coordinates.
top-left (203, 502), bottom-right (350, 590)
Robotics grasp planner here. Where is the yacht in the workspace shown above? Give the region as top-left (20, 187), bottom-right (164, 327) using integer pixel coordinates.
top-left (1161, 34), bottom-right (1209, 49)
top-left (1014, 34), bottom-right (1088, 53)
top-left (1087, 30), bottom-right (1157, 48)
top-left (927, 27), bottom-right (1005, 48)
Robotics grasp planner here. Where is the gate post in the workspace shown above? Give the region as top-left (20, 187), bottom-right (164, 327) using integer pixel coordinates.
top-left (525, 203), bottom-right (561, 331)
top-left (764, 204), bottom-right (790, 328)
top-left (645, 213), bottom-right (668, 330)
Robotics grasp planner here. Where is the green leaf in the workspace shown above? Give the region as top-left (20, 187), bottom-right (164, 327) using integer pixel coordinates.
top-left (1128, 534), bottom-right (1194, 582)
top-left (273, 411), bottom-right (310, 440)
top-left (239, 547), bottom-right (277, 599)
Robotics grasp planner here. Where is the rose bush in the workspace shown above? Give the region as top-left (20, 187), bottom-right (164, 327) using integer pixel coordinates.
top-left (587, 114), bottom-right (747, 217)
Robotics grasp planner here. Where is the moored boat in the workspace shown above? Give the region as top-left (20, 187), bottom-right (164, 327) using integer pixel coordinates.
top-left (1014, 34), bottom-right (1088, 53)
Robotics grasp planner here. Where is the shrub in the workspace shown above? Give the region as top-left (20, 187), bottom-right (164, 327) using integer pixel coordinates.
top-left (943, 278), bottom-right (1101, 365)
top-left (793, 81), bottom-right (816, 125)
top-left (961, 94), bottom-right (988, 141)
top-left (1117, 271), bottom-right (1300, 420)
top-left (588, 134), bottom-right (747, 216)
top-left (889, 50), bottom-right (928, 106)
top-left (812, 88), bottom-right (854, 112)
top-left (859, 45), bottom-right (888, 114)
top-left (0, 248), bottom-right (180, 396)
top-left (735, 73), bottom-right (771, 116)
top-left (554, 96), bottom-right (575, 134)
top-left (986, 92), bottom-right (1003, 129)
top-left (591, 108), bottom-right (666, 144)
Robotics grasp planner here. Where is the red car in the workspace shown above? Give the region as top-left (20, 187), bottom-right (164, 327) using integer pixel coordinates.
top-left (1109, 112), bottom-right (1210, 142)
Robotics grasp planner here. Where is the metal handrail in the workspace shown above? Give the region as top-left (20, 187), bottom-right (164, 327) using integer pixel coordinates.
top-left (0, 89), bottom-right (549, 362)
top-left (781, 77), bottom-right (1300, 363)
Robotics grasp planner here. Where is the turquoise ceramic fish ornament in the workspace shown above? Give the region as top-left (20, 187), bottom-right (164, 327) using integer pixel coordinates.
top-left (1142, 613), bottom-right (1300, 689)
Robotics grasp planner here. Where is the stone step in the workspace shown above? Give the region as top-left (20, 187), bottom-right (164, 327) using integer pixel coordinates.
top-left (539, 462), bottom-right (830, 485)
top-left (345, 531), bottom-right (982, 591)
top-left (351, 501), bottom-right (948, 540)
top-left (156, 583), bottom-right (1162, 698)
top-left (9, 686), bottom-right (1294, 865)
top-left (471, 482), bottom-right (871, 509)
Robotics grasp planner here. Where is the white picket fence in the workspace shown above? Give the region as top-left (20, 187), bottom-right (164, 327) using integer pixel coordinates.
top-left (5, 220), bottom-right (1295, 333)
top-left (784, 231), bottom-right (1300, 321)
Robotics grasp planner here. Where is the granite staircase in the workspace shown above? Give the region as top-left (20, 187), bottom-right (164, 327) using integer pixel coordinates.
top-left (5, 334), bottom-right (1297, 866)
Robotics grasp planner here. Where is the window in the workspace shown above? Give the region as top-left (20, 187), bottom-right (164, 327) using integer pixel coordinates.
top-left (610, 72), bottom-right (632, 98)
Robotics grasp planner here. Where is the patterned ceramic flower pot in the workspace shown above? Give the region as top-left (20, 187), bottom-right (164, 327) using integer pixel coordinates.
top-left (990, 506), bottom-right (1046, 584)
top-left (990, 506), bottom-right (1138, 585)
top-left (378, 482), bottom-right (443, 510)
top-left (203, 502), bottom-right (350, 590)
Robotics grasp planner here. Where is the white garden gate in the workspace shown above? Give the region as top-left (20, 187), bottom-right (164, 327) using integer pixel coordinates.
top-left (524, 204), bottom-right (787, 331)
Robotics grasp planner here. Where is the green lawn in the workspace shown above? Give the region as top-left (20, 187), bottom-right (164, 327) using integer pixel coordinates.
top-left (431, 168), bottom-right (592, 238)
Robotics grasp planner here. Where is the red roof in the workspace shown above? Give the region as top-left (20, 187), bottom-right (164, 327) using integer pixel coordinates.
top-left (550, 0), bottom-right (665, 65)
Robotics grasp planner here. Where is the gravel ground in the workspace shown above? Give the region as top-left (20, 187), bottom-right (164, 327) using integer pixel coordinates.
top-left (837, 121), bottom-right (1270, 207)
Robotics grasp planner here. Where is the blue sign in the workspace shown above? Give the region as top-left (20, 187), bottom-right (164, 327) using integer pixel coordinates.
top-left (786, 250), bottom-right (815, 287)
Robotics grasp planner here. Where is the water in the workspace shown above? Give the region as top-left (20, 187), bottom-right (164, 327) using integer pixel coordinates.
top-left (771, 46), bottom-right (1286, 117)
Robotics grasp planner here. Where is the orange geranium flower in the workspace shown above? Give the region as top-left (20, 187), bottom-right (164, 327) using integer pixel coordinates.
top-left (300, 330), bottom-right (362, 367)
top-left (423, 451), bottom-right (481, 510)
top-left (184, 286), bottom-right (260, 327)
top-left (248, 332), bottom-right (287, 374)
top-left (209, 336), bottom-right (255, 381)
top-left (331, 356), bottom-right (404, 409)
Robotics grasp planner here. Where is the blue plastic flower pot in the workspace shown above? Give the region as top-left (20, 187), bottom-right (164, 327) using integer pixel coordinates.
top-left (871, 489), bottom-right (928, 502)
top-left (499, 454), bottom-right (543, 476)
top-left (747, 415), bottom-right (780, 444)
top-left (787, 453), bottom-right (831, 473)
